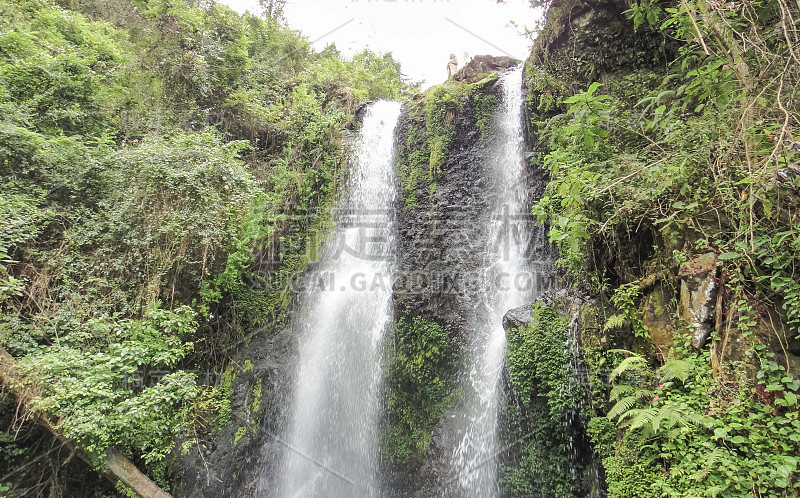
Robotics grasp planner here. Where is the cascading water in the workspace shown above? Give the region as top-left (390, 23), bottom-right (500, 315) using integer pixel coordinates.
top-left (266, 100), bottom-right (402, 498)
top-left (447, 65), bottom-right (550, 497)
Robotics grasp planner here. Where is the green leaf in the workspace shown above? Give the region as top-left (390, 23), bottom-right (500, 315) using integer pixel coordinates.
top-left (587, 82), bottom-right (603, 95)
top-left (718, 252), bottom-right (741, 260)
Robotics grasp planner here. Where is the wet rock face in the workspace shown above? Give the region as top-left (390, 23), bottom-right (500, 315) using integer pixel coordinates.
top-left (392, 79), bottom-right (549, 338)
top-left (175, 325), bottom-right (297, 498)
top-left (392, 103), bottom-right (492, 338)
top-left (390, 74), bottom-right (546, 495)
top-left (453, 55), bottom-right (520, 83)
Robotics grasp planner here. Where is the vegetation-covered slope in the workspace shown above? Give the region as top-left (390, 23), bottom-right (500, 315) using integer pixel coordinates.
top-left (518, 0), bottom-right (800, 495)
top-left (0, 0), bottom-right (412, 494)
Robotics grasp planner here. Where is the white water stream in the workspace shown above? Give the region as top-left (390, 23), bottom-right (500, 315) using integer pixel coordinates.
top-left (448, 65), bottom-right (546, 497)
top-left (269, 100), bottom-right (402, 498)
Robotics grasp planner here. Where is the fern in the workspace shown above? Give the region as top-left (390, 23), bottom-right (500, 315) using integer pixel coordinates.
top-left (603, 313), bottom-right (626, 331)
top-left (608, 395), bottom-right (639, 420)
top-left (626, 407), bottom-right (656, 432)
top-left (689, 447), bottom-right (727, 481)
top-left (659, 359), bottom-right (690, 383)
top-left (609, 384), bottom-right (635, 402)
top-left (612, 399), bottom-right (695, 439)
top-left (609, 354), bottom-right (649, 383)
top-left (650, 404), bottom-right (689, 435)
top-left (608, 388), bottom-right (653, 421)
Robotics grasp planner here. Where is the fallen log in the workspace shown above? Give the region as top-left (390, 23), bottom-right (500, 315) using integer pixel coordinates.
top-left (0, 347), bottom-right (174, 498)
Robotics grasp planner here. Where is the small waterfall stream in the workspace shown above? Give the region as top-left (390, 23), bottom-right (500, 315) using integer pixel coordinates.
top-left (447, 65), bottom-right (549, 497)
top-left (267, 101), bottom-right (402, 497)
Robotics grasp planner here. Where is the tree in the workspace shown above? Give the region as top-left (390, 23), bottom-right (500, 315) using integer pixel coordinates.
top-left (259, 0), bottom-right (286, 21)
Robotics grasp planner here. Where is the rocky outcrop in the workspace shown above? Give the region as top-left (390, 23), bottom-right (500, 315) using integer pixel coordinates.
top-left (504, 303), bottom-right (536, 330)
top-left (642, 283), bottom-right (678, 359)
top-left (175, 325), bottom-right (296, 498)
top-left (453, 55), bottom-right (519, 83)
top-left (393, 79), bottom-right (501, 335)
top-left (678, 252), bottom-right (719, 348)
top-left (503, 291), bottom-right (567, 329)
top-left (389, 80), bottom-right (500, 496)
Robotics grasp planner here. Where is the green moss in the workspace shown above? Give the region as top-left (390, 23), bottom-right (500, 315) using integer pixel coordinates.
top-left (424, 83), bottom-right (463, 177)
top-left (468, 71), bottom-right (500, 88)
top-left (242, 359), bottom-right (253, 372)
top-left (396, 104), bottom-right (428, 210)
top-left (464, 72), bottom-right (500, 139)
top-left (470, 92), bottom-right (498, 139)
top-left (382, 313), bottom-right (459, 471)
top-left (501, 305), bottom-right (594, 496)
top-left (396, 77), bottom-right (502, 209)
top-left (217, 365), bottom-right (236, 430)
top-left (232, 426), bottom-right (246, 447)
top-left (249, 378), bottom-right (262, 414)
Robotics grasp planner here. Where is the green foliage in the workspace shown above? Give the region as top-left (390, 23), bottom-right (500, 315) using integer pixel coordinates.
top-left (0, 392), bottom-right (117, 496)
top-left (604, 282), bottom-right (648, 340)
top-left (601, 348), bottom-right (800, 496)
top-left (502, 305), bottom-right (594, 496)
top-left (424, 83), bottom-right (463, 178)
top-left (470, 90), bottom-right (498, 139)
top-left (216, 366), bottom-right (236, 430)
top-left (0, 0), bottom-right (413, 491)
top-left (530, 4), bottom-right (800, 493)
top-left (0, 248), bottom-right (23, 304)
top-left (396, 105), bottom-right (431, 210)
top-left (383, 313), bottom-right (458, 469)
top-left (0, 0), bottom-right (126, 136)
top-left (304, 48), bottom-right (415, 103)
top-left (531, 0), bottom-right (800, 339)
top-left (19, 305), bottom-right (199, 487)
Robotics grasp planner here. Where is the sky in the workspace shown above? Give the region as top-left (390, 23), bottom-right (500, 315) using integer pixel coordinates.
top-left (219, 0), bottom-right (541, 88)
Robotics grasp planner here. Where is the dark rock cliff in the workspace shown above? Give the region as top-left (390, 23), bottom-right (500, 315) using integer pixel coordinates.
top-left (387, 66), bottom-right (556, 495)
top-left (388, 75), bottom-right (503, 497)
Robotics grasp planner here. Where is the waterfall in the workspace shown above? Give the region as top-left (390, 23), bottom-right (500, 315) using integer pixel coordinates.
top-left (266, 100), bottom-right (402, 498)
top-left (447, 65), bottom-right (548, 496)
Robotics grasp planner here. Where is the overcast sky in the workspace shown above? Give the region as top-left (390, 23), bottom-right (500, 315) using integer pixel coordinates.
top-left (219, 0), bottom-right (541, 88)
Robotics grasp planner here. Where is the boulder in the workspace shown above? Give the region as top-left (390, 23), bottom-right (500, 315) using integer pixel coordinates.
top-left (503, 304), bottom-right (536, 330)
top-left (502, 291), bottom-right (566, 330)
top-left (453, 55), bottom-right (519, 83)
